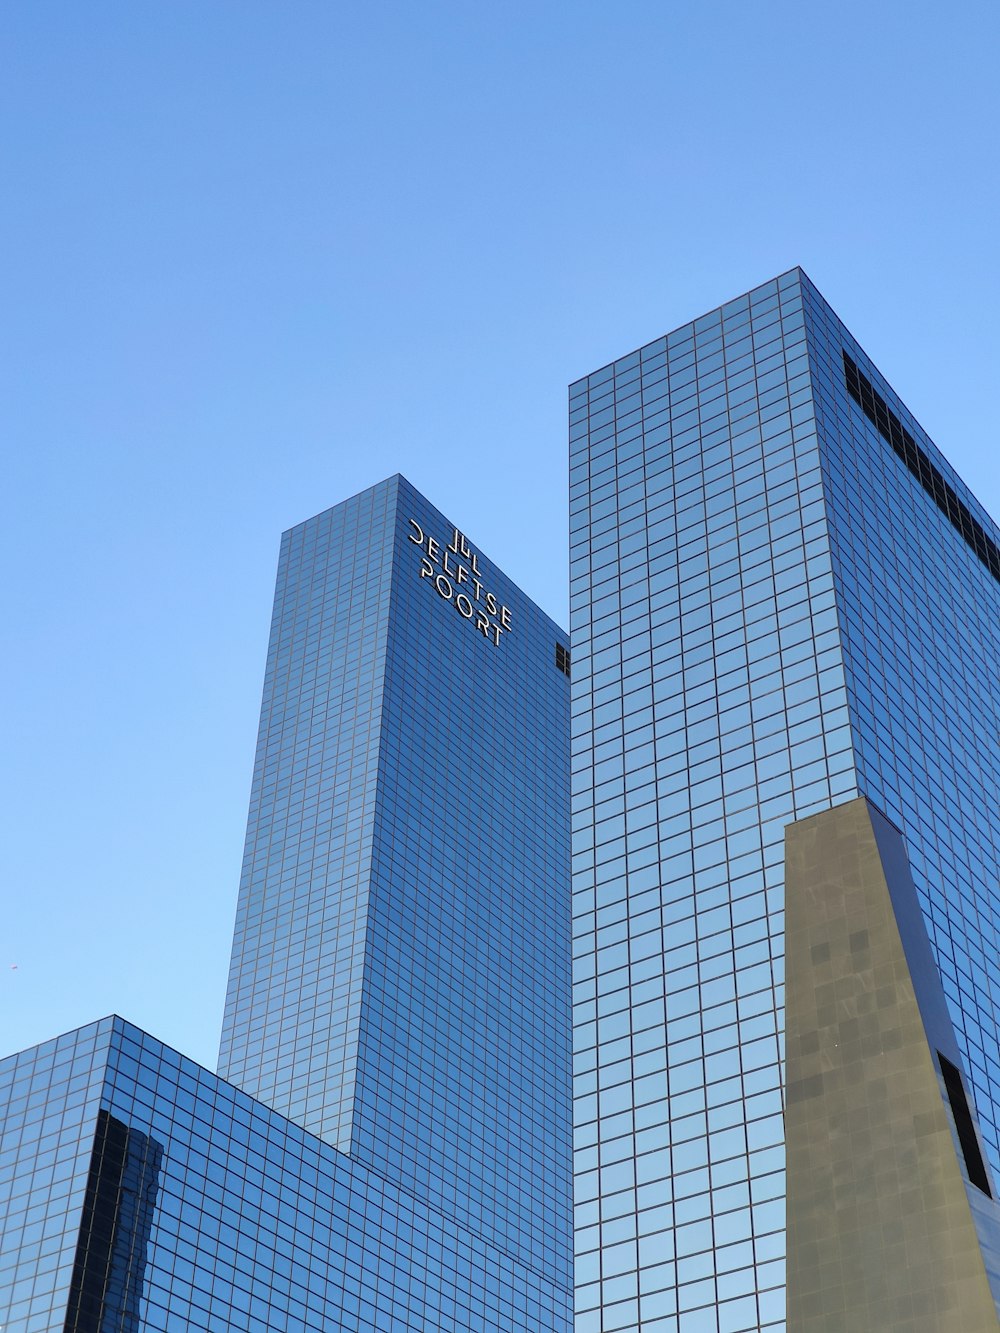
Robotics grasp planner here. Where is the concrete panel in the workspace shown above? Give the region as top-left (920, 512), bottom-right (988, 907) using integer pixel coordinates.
top-left (785, 795), bottom-right (999, 1330)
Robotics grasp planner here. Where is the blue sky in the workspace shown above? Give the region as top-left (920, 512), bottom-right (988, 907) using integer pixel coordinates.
top-left (3, 1), bottom-right (998, 1069)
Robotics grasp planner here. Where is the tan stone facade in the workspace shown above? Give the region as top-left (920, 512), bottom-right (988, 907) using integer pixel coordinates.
top-left (785, 796), bottom-right (1000, 1330)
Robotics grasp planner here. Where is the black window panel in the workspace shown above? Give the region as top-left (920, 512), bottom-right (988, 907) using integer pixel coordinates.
top-left (64, 1109), bottom-right (163, 1333)
top-left (843, 351), bottom-right (1000, 588)
top-left (938, 1053), bottom-right (992, 1197)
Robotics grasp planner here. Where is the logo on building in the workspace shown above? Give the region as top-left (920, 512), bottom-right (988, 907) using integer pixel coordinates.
top-left (408, 519), bottom-right (513, 645)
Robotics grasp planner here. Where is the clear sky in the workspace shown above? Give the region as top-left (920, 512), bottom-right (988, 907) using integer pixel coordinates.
top-left (3, 1), bottom-right (998, 1071)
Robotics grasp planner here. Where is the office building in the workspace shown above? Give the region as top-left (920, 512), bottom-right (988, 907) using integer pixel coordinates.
top-left (0, 475), bottom-right (573, 1332)
top-left (569, 270), bottom-right (1000, 1331)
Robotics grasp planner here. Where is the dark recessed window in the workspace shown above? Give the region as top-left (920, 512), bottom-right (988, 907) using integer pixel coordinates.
top-left (843, 351), bottom-right (1000, 586)
top-left (938, 1052), bottom-right (992, 1197)
top-left (555, 643), bottom-right (571, 678)
top-left (64, 1109), bottom-right (163, 1331)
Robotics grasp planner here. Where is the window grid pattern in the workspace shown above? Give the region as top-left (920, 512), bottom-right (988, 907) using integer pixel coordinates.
top-left (219, 482), bottom-right (396, 1150)
top-left (570, 270), bottom-right (857, 1333)
top-left (1, 1018), bottom-right (572, 1331)
top-left (217, 474), bottom-right (573, 1320)
top-left (0, 1024), bottom-right (112, 1333)
top-left (803, 276), bottom-right (1000, 1182)
top-left (352, 478), bottom-right (573, 1281)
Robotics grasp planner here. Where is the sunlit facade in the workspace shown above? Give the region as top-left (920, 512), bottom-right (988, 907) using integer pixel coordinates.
top-left (0, 475), bottom-right (573, 1332)
top-left (6, 279), bottom-right (1000, 1332)
top-left (569, 270), bottom-right (1000, 1331)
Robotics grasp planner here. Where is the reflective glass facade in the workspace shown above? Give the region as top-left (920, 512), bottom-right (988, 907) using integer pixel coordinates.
top-left (569, 270), bottom-right (1000, 1331)
top-left (1, 475), bottom-right (573, 1331)
top-left (0, 1017), bottom-right (568, 1332)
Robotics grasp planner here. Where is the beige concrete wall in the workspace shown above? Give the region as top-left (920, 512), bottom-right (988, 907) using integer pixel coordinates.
top-left (785, 795), bottom-right (999, 1331)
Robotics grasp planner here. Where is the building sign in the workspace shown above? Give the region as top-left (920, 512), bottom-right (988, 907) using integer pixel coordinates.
top-left (408, 519), bottom-right (513, 645)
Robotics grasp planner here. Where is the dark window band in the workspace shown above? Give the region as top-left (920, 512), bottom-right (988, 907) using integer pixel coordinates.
top-left (555, 643), bottom-right (571, 677)
top-left (64, 1110), bottom-right (162, 1332)
top-left (843, 351), bottom-right (1000, 585)
top-left (938, 1053), bottom-right (992, 1197)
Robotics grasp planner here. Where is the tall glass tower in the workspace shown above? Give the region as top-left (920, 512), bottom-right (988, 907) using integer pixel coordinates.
top-left (0, 475), bottom-right (573, 1332)
top-left (569, 271), bottom-right (1000, 1332)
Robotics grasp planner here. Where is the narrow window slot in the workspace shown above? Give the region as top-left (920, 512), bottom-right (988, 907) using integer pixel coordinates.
top-left (938, 1053), bottom-right (992, 1197)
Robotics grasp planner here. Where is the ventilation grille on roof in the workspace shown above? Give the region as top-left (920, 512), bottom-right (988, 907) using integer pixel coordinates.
top-left (843, 351), bottom-right (1000, 584)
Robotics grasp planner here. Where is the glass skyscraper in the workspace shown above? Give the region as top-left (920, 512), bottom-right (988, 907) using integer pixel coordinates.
top-left (569, 270), bottom-right (1000, 1331)
top-left (0, 475), bottom-right (573, 1332)
top-left (6, 282), bottom-right (1000, 1333)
